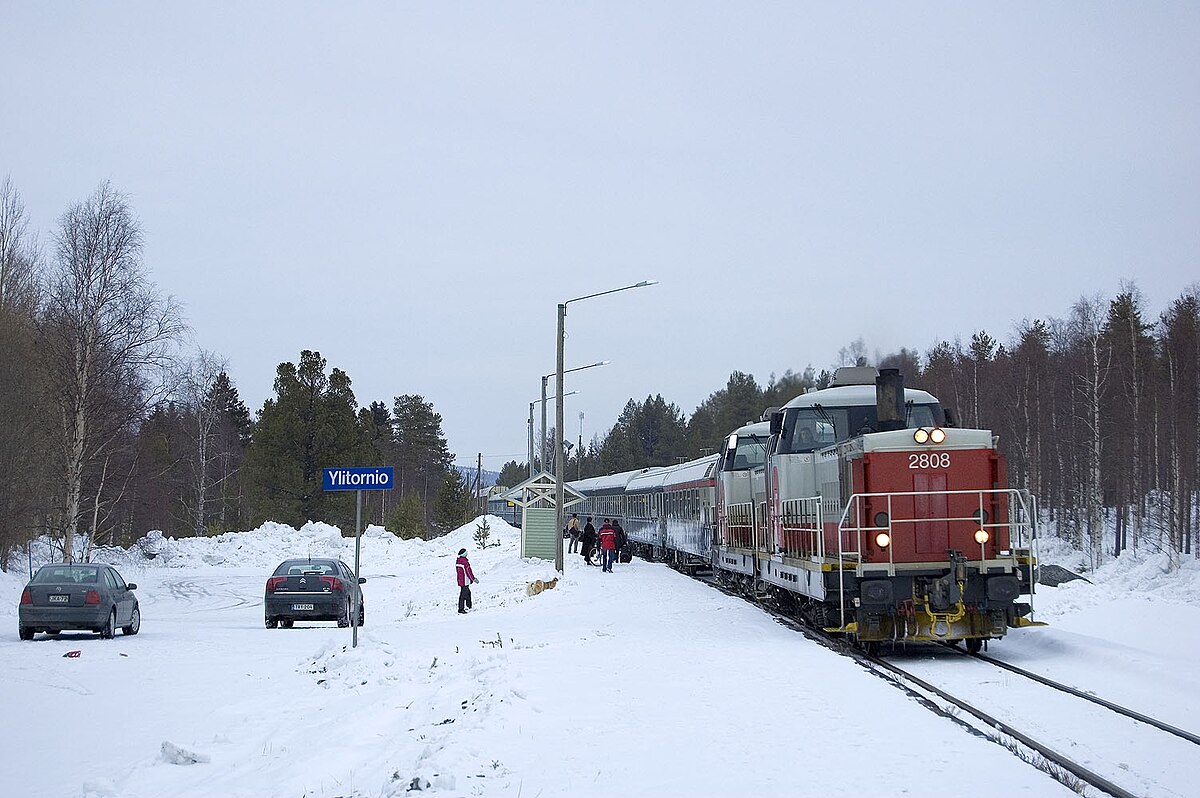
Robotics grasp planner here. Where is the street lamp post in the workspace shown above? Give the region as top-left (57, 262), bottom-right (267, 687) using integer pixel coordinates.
top-left (554, 280), bottom-right (657, 571)
top-left (529, 391), bottom-right (577, 479)
top-left (540, 360), bottom-right (609, 472)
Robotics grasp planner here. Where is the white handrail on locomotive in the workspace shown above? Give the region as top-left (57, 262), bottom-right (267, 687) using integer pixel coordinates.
top-left (831, 486), bottom-right (1040, 632)
top-left (776, 496), bottom-right (824, 560)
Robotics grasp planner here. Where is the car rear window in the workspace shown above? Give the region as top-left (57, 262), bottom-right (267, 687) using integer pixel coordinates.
top-left (274, 561), bottom-right (335, 576)
top-left (33, 566), bottom-right (99, 584)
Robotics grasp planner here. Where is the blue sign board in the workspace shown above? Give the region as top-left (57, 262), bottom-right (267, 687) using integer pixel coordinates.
top-left (323, 467), bottom-right (395, 491)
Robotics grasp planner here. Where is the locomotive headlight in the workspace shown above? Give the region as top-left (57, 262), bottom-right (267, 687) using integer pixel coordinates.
top-left (875, 532), bottom-right (891, 548)
top-left (913, 428), bottom-right (930, 444)
top-left (930, 427), bottom-right (947, 444)
top-left (873, 512), bottom-right (889, 528)
top-left (974, 529), bottom-right (990, 544)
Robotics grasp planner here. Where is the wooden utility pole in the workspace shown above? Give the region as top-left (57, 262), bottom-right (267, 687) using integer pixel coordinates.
top-left (476, 453), bottom-right (483, 516)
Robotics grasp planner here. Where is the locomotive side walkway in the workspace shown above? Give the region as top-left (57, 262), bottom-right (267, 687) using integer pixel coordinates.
top-left (4, 516), bottom-right (1194, 798)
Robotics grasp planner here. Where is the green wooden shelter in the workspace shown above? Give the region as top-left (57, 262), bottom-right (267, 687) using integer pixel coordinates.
top-left (503, 472), bottom-right (585, 562)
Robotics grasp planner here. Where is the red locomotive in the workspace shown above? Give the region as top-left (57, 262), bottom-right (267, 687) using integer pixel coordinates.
top-left (568, 366), bottom-right (1041, 651)
top-left (718, 367), bottom-right (1040, 650)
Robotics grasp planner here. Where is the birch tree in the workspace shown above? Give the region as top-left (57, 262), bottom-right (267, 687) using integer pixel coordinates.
top-left (1159, 291), bottom-right (1200, 563)
top-left (40, 182), bottom-right (185, 560)
top-left (1011, 320), bottom-right (1051, 500)
top-left (0, 177), bottom-right (48, 564)
top-left (1070, 295), bottom-right (1110, 569)
top-left (178, 351), bottom-right (230, 535)
top-left (0, 176), bottom-right (40, 312)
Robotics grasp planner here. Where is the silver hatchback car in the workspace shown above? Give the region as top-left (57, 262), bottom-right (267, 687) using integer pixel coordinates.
top-left (18, 563), bottom-right (141, 640)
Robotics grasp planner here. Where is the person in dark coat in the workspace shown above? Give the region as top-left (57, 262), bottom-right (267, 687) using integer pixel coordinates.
top-left (613, 520), bottom-right (629, 563)
top-left (455, 548), bottom-right (478, 614)
top-left (581, 517), bottom-right (597, 566)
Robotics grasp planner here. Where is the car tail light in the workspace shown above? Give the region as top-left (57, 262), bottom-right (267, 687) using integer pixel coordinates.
top-left (85, 590), bottom-right (101, 605)
top-left (20, 588), bottom-right (31, 605)
top-left (266, 576), bottom-right (287, 592)
top-left (320, 576), bottom-right (344, 592)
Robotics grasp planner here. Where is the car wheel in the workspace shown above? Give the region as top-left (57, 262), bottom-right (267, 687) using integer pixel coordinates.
top-left (19, 626), bottom-right (34, 641)
top-left (122, 606), bottom-right (141, 636)
top-left (337, 603), bottom-right (350, 628)
top-left (265, 617), bottom-right (278, 629)
top-left (46, 629), bottom-right (61, 636)
top-left (100, 609), bottom-right (116, 639)
top-left (280, 618), bottom-right (294, 629)
top-left (358, 603), bottom-right (365, 627)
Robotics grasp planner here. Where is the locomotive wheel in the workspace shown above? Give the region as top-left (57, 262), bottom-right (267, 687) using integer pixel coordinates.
top-left (965, 638), bottom-right (983, 654)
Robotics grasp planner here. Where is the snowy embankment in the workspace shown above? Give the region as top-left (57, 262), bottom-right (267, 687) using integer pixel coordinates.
top-left (1, 518), bottom-right (1198, 798)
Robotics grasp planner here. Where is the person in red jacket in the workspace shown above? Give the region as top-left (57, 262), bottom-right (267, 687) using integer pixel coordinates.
top-left (456, 548), bottom-right (478, 614)
top-left (597, 519), bottom-right (617, 573)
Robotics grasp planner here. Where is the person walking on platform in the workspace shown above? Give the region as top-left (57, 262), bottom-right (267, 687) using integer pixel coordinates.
top-left (567, 513), bottom-right (581, 553)
top-left (581, 517), bottom-right (597, 566)
top-left (598, 518), bottom-right (617, 572)
top-left (455, 548), bottom-right (478, 614)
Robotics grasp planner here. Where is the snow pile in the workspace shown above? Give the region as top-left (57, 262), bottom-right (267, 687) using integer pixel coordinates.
top-left (117, 521), bottom-right (357, 570)
top-left (1086, 548), bottom-right (1200, 603)
top-left (159, 741), bottom-right (210, 766)
top-left (117, 515), bottom-right (521, 573)
top-left (1036, 546), bottom-right (1200, 623)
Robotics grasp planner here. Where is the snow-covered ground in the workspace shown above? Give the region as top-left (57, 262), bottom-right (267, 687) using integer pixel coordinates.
top-left (2, 518), bottom-right (1198, 798)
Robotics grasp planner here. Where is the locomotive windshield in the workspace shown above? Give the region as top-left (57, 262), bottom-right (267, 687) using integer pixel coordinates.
top-left (721, 434), bottom-right (769, 471)
top-left (777, 402), bottom-right (945, 454)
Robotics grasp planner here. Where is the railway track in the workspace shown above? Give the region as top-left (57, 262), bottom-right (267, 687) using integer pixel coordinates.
top-left (693, 571), bottom-right (1196, 798)
top-left (951, 647), bottom-right (1200, 746)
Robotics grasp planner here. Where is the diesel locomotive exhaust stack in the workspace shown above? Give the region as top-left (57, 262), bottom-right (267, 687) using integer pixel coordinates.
top-left (876, 368), bottom-right (906, 432)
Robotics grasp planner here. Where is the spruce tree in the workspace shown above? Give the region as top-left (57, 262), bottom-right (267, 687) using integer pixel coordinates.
top-left (496, 460), bottom-right (527, 488)
top-left (433, 470), bottom-right (473, 532)
top-left (242, 351), bottom-right (369, 529)
top-left (387, 493), bottom-right (426, 540)
top-left (391, 394), bottom-right (454, 526)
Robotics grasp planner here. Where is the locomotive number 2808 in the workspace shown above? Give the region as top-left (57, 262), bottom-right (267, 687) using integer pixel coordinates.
top-left (908, 452), bottom-right (951, 469)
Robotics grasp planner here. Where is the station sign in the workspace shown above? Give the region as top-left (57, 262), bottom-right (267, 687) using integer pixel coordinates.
top-left (322, 466), bottom-right (395, 491)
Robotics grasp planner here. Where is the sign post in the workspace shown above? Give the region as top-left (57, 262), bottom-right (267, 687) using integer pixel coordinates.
top-left (323, 466), bottom-right (394, 648)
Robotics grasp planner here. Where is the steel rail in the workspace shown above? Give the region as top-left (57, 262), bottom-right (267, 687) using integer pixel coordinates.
top-left (965, 650), bottom-right (1200, 746)
top-left (695, 573), bottom-right (1142, 798)
top-left (861, 653), bottom-right (1142, 798)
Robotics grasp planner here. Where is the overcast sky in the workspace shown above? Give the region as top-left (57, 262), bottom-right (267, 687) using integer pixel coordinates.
top-left (4, 3), bottom-right (1198, 469)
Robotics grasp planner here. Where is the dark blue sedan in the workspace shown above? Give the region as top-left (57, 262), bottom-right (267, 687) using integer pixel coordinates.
top-left (18, 563), bottom-right (141, 640)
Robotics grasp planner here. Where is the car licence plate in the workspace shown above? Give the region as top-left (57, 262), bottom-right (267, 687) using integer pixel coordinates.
top-left (292, 603), bottom-right (314, 611)
top-left (48, 595), bottom-right (69, 603)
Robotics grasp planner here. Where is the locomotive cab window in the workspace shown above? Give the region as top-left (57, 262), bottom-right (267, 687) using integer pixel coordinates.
top-left (777, 403), bottom-right (945, 453)
top-left (722, 436), bottom-right (769, 471)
